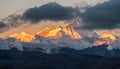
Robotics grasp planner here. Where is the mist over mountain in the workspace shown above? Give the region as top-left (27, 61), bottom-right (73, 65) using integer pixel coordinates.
top-left (0, 24), bottom-right (120, 57)
top-left (0, 23), bottom-right (120, 53)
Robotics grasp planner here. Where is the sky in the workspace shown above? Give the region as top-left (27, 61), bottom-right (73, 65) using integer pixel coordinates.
top-left (1, 0), bottom-right (120, 38)
top-left (0, 0), bottom-right (108, 19)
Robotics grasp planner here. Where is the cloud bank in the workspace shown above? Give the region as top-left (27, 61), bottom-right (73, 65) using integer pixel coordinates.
top-left (17, 0), bottom-right (120, 29)
top-left (22, 2), bottom-right (79, 22)
top-left (2, 0), bottom-right (120, 31)
top-left (81, 0), bottom-right (120, 29)
top-left (0, 22), bottom-right (6, 28)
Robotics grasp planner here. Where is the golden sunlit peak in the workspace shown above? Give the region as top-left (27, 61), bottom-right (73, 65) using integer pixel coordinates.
top-left (100, 34), bottom-right (116, 41)
top-left (9, 32), bottom-right (35, 42)
top-left (37, 26), bottom-right (63, 39)
top-left (63, 25), bottom-right (82, 39)
top-left (9, 25), bottom-right (81, 42)
top-left (37, 25), bottom-right (82, 39)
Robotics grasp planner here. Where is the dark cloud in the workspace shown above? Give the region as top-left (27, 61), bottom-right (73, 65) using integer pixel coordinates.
top-left (22, 2), bottom-right (79, 22)
top-left (4, 14), bottom-right (23, 27)
top-left (22, 1), bottom-right (120, 29)
top-left (0, 22), bottom-right (7, 33)
top-left (81, 0), bottom-right (120, 29)
top-left (4, 1), bottom-right (120, 30)
top-left (0, 22), bottom-right (6, 28)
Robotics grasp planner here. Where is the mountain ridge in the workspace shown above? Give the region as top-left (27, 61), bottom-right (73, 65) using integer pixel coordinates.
top-left (0, 50), bottom-right (120, 69)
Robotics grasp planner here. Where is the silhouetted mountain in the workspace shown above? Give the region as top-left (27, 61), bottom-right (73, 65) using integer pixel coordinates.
top-left (59, 45), bottom-right (120, 57)
top-left (0, 50), bottom-right (120, 69)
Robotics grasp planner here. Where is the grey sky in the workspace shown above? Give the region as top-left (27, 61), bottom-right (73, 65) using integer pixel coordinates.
top-left (0, 0), bottom-right (109, 19)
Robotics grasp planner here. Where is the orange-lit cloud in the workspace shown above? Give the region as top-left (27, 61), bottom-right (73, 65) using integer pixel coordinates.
top-left (93, 40), bottom-right (110, 46)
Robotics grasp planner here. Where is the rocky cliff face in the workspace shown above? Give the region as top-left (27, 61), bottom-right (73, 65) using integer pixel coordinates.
top-left (37, 25), bottom-right (81, 39)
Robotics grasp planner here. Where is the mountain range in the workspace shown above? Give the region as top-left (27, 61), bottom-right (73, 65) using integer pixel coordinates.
top-left (0, 23), bottom-right (120, 57)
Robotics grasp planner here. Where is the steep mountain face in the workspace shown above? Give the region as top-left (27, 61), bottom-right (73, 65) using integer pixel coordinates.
top-left (0, 50), bottom-right (120, 69)
top-left (62, 25), bottom-right (82, 39)
top-left (37, 26), bottom-right (63, 39)
top-left (37, 25), bottom-right (82, 39)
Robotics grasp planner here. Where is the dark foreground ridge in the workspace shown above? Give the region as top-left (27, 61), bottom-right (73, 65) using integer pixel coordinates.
top-left (59, 45), bottom-right (120, 57)
top-left (0, 50), bottom-right (120, 69)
